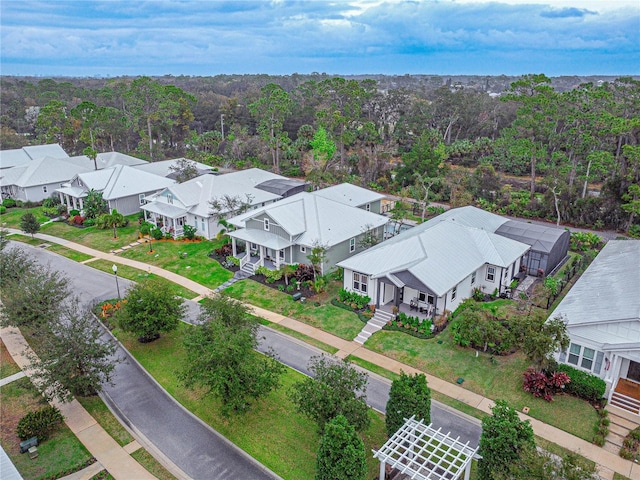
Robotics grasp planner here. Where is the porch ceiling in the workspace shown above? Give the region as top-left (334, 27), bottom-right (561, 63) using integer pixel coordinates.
top-left (229, 228), bottom-right (294, 250)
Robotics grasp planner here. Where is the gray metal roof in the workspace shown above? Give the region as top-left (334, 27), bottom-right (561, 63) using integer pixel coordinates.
top-left (495, 220), bottom-right (567, 253)
top-left (229, 192), bottom-right (388, 248)
top-left (338, 209), bottom-right (529, 296)
top-left (0, 156), bottom-right (93, 188)
top-left (255, 178), bottom-right (308, 196)
top-left (311, 182), bottom-right (385, 207)
top-left (141, 201), bottom-right (188, 218)
top-left (229, 228), bottom-right (295, 250)
top-left (0, 143), bottom-right (68, 169)
top-left (133, 158), bottom-right (212, 178)
top-left (550, 240), bottom-right (640, 334)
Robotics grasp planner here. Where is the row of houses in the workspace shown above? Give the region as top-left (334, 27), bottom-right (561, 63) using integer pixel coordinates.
top-left (3, 144), bottom-right (637, 414)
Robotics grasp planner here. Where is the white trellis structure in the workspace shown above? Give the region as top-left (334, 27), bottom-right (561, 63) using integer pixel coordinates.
top-left (373, 416), bottom-right (480, 480)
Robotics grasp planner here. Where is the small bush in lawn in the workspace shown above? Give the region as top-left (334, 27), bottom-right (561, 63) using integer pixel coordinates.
top-left (555, 364), bottom-right (606, 402)
top-left (2, 198), bottom-right (16, 208)
top-left (16, 406), bottom-right (64, 441)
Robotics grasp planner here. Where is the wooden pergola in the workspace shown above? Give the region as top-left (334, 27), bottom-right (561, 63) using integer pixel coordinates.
top-left (373, 416), bottom-right (480, 480)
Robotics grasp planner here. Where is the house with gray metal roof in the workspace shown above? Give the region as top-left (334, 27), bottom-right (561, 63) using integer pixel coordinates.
top-left (551, 240), bottom-right (640, 414)
top-left (226, 191), bottom-right (388, 274)
top-left (132, 157), bottom-right (212, 179)
top-left (140, 168), bottom-right (305, 239)
top-left (337, 207), bottom-right (530, 318)
top-left (311, 183), bottom-right (385, 213)
top-left (0, 143), bottom-right (69, 169)
top-left (56, 165), bottom-right (175, 215)
top-left (0, 156), bottom-right (93, 202)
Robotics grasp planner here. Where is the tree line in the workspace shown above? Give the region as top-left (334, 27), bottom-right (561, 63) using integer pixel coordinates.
top-left (1, 74), bottom-right (638, 233)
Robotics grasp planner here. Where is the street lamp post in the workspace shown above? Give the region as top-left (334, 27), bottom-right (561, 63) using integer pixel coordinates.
top-left (112, 264), bottom-right (121, 299)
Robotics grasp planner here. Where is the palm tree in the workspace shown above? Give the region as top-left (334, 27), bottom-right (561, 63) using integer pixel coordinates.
top-left (99, 209), bottom-right (125, 239)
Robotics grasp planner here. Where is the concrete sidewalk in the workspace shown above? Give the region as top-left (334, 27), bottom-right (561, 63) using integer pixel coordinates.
top-left (0, 326), bottom-right (155, 480)
top-left (6, 229), bottom-right (640, 479)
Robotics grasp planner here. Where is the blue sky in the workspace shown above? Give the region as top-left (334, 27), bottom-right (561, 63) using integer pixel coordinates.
top-left (1, 0), bottom-right (638, 77)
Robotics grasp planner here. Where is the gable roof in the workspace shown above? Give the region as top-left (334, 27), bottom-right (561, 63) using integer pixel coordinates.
top-left (71, 165), bottom-right (175, 199)
top-left (428, 205), bottom-right (509, 232)
top-left (0, 156), bottom-right (93, 188)
top-left (132, 158), bottom-right (212, 178)
top-left (338, 212), bottom-right (529, 296)
top-left (0, 144), bottom-right (69, 169)
top-left (229, 191), bottom-right (388, 248)
top-left (551, 240), bottom-right (640, 331)
top-left (311, 183), bottom-right (385, 207)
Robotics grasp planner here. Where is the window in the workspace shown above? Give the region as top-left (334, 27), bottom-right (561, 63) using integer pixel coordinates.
top-left (427, 294), bottom-right (434, 305)
top-left (349, 237), bottom-right (356, 252)
top-left (352, 272), bottom-right (368, 294)
top-left (451, 285), bottom-right (457, 301)
top-left (167, 193), bottom-right (173, 204)
top-left (418, 291), bottom-right (426, 302)
top-left (251, 243), bottom-right (257, 250)
top-left (279, 250), bottom-right (285, 259)
top-left (264, 218), bottom-right (270, 231)
top-left (139, 193), bottom-right (145, 205)
top-left (42, 185), bottom-right (48, 193)
top-left (365, 203), bottom-right (371, 212)
top-left (471, 271), bottom-right (476, 285)
top-left (201, 219), bottom-right (205, 231)
top-left (300, 245), bottom-right (306, 253)
top-left (486, 266), bottom-right (495, 282)
top-left (568, 343), bottom-right (596, 371)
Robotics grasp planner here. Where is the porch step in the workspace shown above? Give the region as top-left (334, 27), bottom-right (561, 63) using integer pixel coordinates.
top-left (240, 262), bottom-right (255, 276)
top-left (354, 310), bottom-right (394, 345)
top-left (610, 392), bottom-right (640, 415)
top-left (608, 406), bottom-right (640, 430)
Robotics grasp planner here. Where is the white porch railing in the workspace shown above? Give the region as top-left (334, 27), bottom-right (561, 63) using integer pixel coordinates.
top-left (240, 253), bottom-right (250, 269)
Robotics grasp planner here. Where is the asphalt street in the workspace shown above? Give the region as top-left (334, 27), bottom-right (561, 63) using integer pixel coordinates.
top-left (8, 240), bottom-right (481, 478)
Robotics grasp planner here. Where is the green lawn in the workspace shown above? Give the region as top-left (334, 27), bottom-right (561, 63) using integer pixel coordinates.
top-left (117, 238), bottom-right (232, 289)
top-left (261, 321), bottom-right (339, 354)
top-left (225, 279), bottom-right (364, 340)
top-left (365, 328), bottom-right (598, 441)
top-left (40, 216), bottom-right (142, 251)
top-left (47, 244), bottom-right (95, 262)
top-left (115, 323), bottom-right (387, 480)
top-left (1, 339), bottom-right (22, 379)
top-left (87, 259), bottom-right (199, 299)
top-left (0, 206), bottom-right (50, 229)
top-left (0, 378), bottom-right (94, 480)
top-left (76, 396), bottom-right (134, 447)
top-left (130, 449), bottom-right (177, 480)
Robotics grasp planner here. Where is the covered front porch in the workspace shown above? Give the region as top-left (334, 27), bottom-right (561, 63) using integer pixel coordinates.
top-left (56, 186), bottom-right (86, 212)
top-left (228, 229), bottom-right (295, 274)
top-left (375, 276), bottom-right (439, 322)
top-left (141, 202), bottom-right (188, 239)
top-left (607, 356), bottom-right (640, 416)
top-left (378, 300), bottom-right (435, 323)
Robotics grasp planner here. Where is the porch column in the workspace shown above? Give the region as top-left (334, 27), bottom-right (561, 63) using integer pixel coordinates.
top-left (464, 461), bottom-right (472, 480)
top-left (260, 246), bottom-right (265, 266)
top-left (378, 460), bottom-right (386, 480)
top-left (231, 238), bottom-right (237, 256)
top-left (79, 198), bottom-right (84, 210)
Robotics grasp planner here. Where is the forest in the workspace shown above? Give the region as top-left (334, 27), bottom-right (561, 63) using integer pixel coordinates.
top-left (1, 73), bottom-right (638, 235)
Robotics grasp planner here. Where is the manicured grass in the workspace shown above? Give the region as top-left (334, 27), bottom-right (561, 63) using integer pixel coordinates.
top-left (5, 233), bottom-right (44, 246)
top-left (0, 206), bottom-right (49, 229)
top-left (87, 259), bottom-right (199, 299)
top-left (47, 244), bottom-right (95, 262)
top-left (613, 473), bottom-right (632, 480)
top-left (118, 238), bottom-right (232, 289)
top-left (225, 279), bottom-right (364, 340)
top-left (40, 216), bottom-right (142, 251)
top-left (0, 378), bottom-right (94, 480)
top-left (115, 323), bottom-right (388, 480)
top-left (76, 395), bottom-right (134, 447)
top-left (1, 339), bottom-right (22, 379)
top-left (365, 328), bottom-right (599, 441)
top-left (130, 449), bottom-right (177, 480)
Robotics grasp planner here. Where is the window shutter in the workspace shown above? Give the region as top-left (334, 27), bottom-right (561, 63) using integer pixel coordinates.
top-left (593, 351), bottom-right (604, 375)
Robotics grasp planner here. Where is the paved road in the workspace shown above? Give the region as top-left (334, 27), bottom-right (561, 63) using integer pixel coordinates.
top-left (9, 240), bottom-right (481, 477)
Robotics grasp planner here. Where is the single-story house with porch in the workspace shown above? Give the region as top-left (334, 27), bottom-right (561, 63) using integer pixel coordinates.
top-left (0, 143), bottom-right (69, 170)
top-left (311, 183), bottom-right (385, 214)
top-left (0, 156), bottom-right (93, 202)
top-left (337, 210), bottom-right (530, 319)
top-left (140, 168), bottom-right (306, 240)
top-left (56, 164), bottom-right (174, 215)
top-left (551, 239), bottom-right (640, 414)
top-left (226, 191), bottom-right (389, 275)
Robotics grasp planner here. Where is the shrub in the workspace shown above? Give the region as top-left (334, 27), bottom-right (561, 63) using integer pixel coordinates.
top-left (68, 214), bottom-right (85, 226)
top-left (16, 406), bottom-right (64, 441)
top-left (183, 224), bottom-right (197, 240)
top-left (2, 198), bottom-right (16, 208)
top-left (570, 231), bottom-right (603, 251)
top-left (214, 243), bottom-right (233, 257)
top-left (69, 209), bottom-right (80, 217)
top-left (555, 364), bottom-right (606, 402)
top-left (151, 227), bottom-right (164, 240)
top-left (83, 218), bottom-right (95, 227)
top-left (522, 368), bottom-right (570, 402)
top-left (225, 255), bottom-right (240, 266)
top-left (337, 288), bottom-right (371, 310)
top-left (628, 224), bottom-right (640, 238)
top-left (294, 263), bottom-right (315, 283)
top-left (0, 205), bottom-right (5, 214)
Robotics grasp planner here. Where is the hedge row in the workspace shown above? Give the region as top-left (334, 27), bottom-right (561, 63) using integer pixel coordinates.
top-left (556, 364), bottom-right (606, 402)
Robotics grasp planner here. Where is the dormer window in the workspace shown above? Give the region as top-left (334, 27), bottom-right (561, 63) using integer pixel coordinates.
top-left (264, 218), bottom-right (270, 231)
top-left (167, 193), bottom-right (173, 204)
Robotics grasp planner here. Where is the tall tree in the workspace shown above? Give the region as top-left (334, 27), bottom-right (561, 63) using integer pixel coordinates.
top-left (385, 371), bottom-right (431, 437)
top-left (83, 189), bottom-right (109, 219)
top-left (26, 301), bottom-right (118, 402)
top-left (20, 213), bottom-right (40, 238)
top-left (478, 400), bottom-right (535, 480)
top-left (289, 355), bottom-right (370, 433)
top-left (316, 415), bottom-right (367, 480)
top-left (35, 99), bottom-right (71, 146)
top-left (180, 295), bottom-right (285, 415)
top-left (96, 208), bottom-right (125, 239)
top-left (249, 83), bottom-right (292, 173)
top-left (117, 278), bottom-right (186, 342)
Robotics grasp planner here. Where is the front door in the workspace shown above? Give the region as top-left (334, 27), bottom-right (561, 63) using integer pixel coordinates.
top-left (628, 361), bottom-right (640, 382)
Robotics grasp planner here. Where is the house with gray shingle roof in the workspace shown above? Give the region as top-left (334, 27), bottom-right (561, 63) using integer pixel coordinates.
top-left (226, 190), bottom-right (388, 274)
top-left (56, 164), bottom-right (175, 215)
top-left (0, 156), bottom-right (93, 202)
top-left (551, 240), bottom-right (640, 411)
top-left (141, 168), bottom-right (306, 239)
top-left (337, 207), bottom-right (530, 317)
